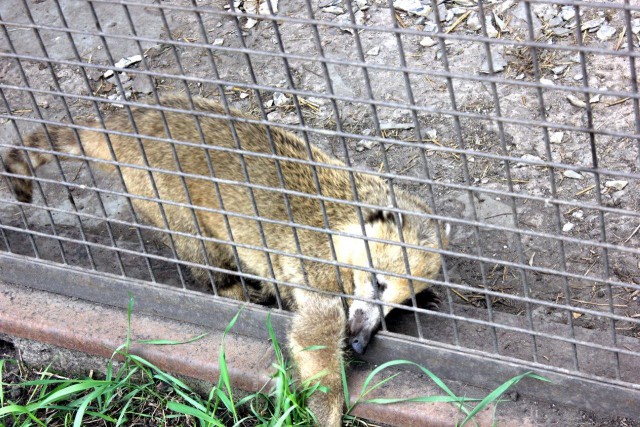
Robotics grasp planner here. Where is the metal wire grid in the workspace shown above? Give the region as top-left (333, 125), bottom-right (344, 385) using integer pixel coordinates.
top-left (0, 0), bottom-right (639, 397)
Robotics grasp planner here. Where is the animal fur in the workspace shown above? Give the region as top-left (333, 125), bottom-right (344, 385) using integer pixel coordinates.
top-left (4, 96), bottom-right (445, 426)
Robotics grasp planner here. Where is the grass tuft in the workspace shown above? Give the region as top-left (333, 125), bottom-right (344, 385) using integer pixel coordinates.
top-left (0, 298), bottom-right (549, 426)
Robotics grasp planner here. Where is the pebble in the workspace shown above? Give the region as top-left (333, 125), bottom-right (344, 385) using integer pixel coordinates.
top-left (420, 36), bottom-right (438, 47)
top-left (466, 13), bottom-right (481, 31)
top-left (213, 38), bottom-right (224, 46)
top-left (547, 16), bottom-right (564, 28)
top-left (550, 132), bottom-right (564, 144)
top-left (493, 12), bottom-right (507, 31)
top-left (356, 139), bottom-right (376, 151)
top-left (540, 78), bottom-right (555, 86)
top-left (562, 222), bottom-right (575, 232)
top-left (563, 170), bottom-right (584, 180)
top-left (273, 92), bottom-right (289, 106)
top-left (571, 210), bottom-right (584, 219)
top-left (580, 17), bottom-right (605, 32)
top-left (393, 0), bottom-right (431, 17)
top-left (560, 6), bottom-right (575, 21)
top-left (480, 50), bottom-right (507, 74)
top-left (486, 19), bottom-right (499, 37)
top-left (367, 46), bottom-right (380, 56)
top-left (567, 95), bottom-right (586, 108)
top-left (604, 180), bottom-right (628, 191)
top-left (322, 6), bottom-right (344, 15)
top-left (380, 121), bottom-right (414, 131)
top-left (596, 23), bottom-right (616, 41)
top-left (423, 22), bottom-right (437, 33)
top-left (132, 76), bottom-right (155, 94)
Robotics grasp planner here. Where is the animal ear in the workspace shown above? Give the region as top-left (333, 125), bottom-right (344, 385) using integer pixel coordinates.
top-left (364, 208), bottom-right (404, 227)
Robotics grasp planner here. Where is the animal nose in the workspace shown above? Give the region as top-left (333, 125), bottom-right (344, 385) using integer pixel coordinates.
top-left (351, 337), bottom-right (365, 354)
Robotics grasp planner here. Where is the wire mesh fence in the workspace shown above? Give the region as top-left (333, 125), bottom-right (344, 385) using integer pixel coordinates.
top-left (0, 0), bottom-right (639, 418)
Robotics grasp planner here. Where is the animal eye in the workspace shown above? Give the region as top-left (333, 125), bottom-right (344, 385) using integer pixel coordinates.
top-left (372, 275), bottom-right (386, 293)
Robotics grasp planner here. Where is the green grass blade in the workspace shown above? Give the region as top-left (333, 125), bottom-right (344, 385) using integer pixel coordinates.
top-left (137, 333), bottom-right (208, 345)
top-left (166, 400), bottom-right (224, 426)
top-left (460, 372), bottom-right (549, 426)
top-left (340, 358), bottom-right (350, 410)
top-left (0, 358), bottom-right (7, 408)
top-left (362, 395), bottom-right (480, 405)
top-left (272, 405), bottom-right (297, 427)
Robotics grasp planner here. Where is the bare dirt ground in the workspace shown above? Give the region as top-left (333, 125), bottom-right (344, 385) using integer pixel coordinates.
top-left (0, 0), bottom-right (639, 423)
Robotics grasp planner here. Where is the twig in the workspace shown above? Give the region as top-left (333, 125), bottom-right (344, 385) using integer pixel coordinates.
top-left (571, 298), bottom-right (626, 308)
top-left (624, 223), bottom-right (640, 243)
top-left (446, 11), bottom-right (471, 34)
top-left (605, 97), bottom-right (630, 107)
top-left (575, 184), bottom-right (596, 196)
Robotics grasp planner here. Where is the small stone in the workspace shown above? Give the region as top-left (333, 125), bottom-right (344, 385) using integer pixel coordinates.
top-left (435, 3), bottom-right (446, 21)
top-left (103, 54), bottom-right (142, 79)
top-left (562, 222), bottom-right (575, 232)
top-left (423, 22), bottom-right (437, 33)
top-left (540, 78), bottom-right (555, 86)
top-left (496, 0), bottom-right (515, 15)
top-left (213, 38), bottom-right (224, 46)
top-left (393, 0), bottom-right (431, 17)
top-left (239, 92), bottom-right (249, 99)
top-left (515, 154), bottom-right (542, 167)
top-left (563, 170), bottom-right (584, 180)
top-left (580, 17), bottom-right (605, 32)
top-left (480, 49), bottom-right (507, 74)
top-left (420, 36), bottom-right (438, 47)
top-left (551, 27), bottom-right (571, 37)
top-left (604, 180), bottom-right (628, 191)
top-left (550, 132), bottom-right (564, 144)
top-left (273, 92), bottom-right (289, 106)
top-left (466, 13), bottom-right (481, 31)
top-left (132, 76), bottom-right (155, 94)
top-left (356, 0), bottom-right (368, 10)
top-left (486, 18), bottom-right (499, 37)
top-left (367, 46), bottom-right (380, 56)
top-left (494, 12), bottom-right (507, 31)
top-left (264, 99), bottom-right (274, 108)
top-left (547, 16), bottom-right (564, 28)
top-left (380, 121), bottom-right (414, 131)
top-left (573, 73), bottom-right (583, 80)
top-left (571, 210), bottom-right (584, 219)
top-left (612, 190), bottom-right (626, 205)
top-left (322, 5), bottom-right (344, 14)
top-left (356, 139), bottom-right (376, 151)
top-left (632, 18), bottom-right (640, 35)
top-left (567, 95), bottom-right (586, 108)
top-left (560, 6), bottom-right (575, 21)
top-left (258, 0), bottom-right (278, 15)
top-left (596, 23), bottom-right (616, 41)
top-left (442, 9), bottom-right (453, 22)
top-left (590, 94), bottom-right (601, 104)
top-left (421, 128), bottom-right (437, 140)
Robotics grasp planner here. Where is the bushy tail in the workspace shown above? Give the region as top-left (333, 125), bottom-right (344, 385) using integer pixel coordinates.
top-left (4, 125), bottom-right (79, 203)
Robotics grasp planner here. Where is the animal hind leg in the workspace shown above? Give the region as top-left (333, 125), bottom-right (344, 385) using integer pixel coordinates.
top-left (289, 289), bottom-right (345, 427)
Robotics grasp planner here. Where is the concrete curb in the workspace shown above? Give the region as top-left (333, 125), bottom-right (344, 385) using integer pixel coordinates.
top-left (0, 281), bottom-right (506, 426)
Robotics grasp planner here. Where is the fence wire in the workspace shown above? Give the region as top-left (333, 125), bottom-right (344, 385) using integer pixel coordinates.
top-left (0, 0), bottom-right (639, 411)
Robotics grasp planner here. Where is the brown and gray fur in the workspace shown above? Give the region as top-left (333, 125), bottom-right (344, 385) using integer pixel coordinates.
top-left (4, 96), bottom-right (445, 426)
